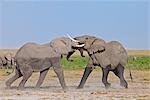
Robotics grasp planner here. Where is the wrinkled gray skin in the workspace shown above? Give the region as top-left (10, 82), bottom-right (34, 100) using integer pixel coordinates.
top-left (73, 35), bottom-right (128, 89)
top-left (5, 37), bottom-right (82, 90)
top-left (0, 56), bottom-right (7, 68)
top-left (50, 37), bottom-right (85, 61)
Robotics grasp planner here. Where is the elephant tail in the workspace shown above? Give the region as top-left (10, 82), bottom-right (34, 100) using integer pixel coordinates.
top-left (127, 59), bottom-right (133, 81)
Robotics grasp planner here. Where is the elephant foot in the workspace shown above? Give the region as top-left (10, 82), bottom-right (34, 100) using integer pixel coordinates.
top-left (18, 85), bottom-right (25, 90)
top-left (35, 86), bottom-right (40, 89)
top-left (120, 81), bottom-right (128, 88)
top-left (77, 85), bottom-right (84, 89)
top-left (62, 87), bottom-right (68, 92)
top-left (5, 82), bottom-right (11, 88)
top-left (5, 85), bottom-right (11, 89)
top-left (18, 87), bottom-right (25, 90)
top-left (104, 83), bottom-right (111, 89)
top-left (35, 83), bottom-right (41, 89)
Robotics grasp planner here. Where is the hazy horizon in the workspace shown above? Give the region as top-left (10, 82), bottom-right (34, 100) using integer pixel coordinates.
top-left (1, 0), bottom-right (149, 49)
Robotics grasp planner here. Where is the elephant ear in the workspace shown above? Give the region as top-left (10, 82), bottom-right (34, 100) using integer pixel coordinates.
top-left (84, 37), bottom-right (96, 49)
top-left (88, 45), bottom-right (105, 55)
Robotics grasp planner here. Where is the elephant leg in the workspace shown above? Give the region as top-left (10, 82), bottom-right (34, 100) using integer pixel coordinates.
top-left (102, 65), bottom-right (111, 89)
top-left (77, 66), bottom-right (93, 89)
top-left (115, 64), bottom-right (128, 88)
top-left (53, 66), bottom-right (67, 90)
top-left (51, 57), bottom-right (67, 90)
top-left (18, 70), bottom-right (32, 89)
top-left (66, 51), bottom-right (75, 61)
top-left (5, 69), bottom-right (22, 88)
top-left (35, 68), bottom-right (49, 88)
top-left (79, 49), bottom-right (85, 57)
top-left (113, 68), bottom-right (119, 77)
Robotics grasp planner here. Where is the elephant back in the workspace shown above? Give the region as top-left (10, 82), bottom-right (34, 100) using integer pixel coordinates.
top-left (15, 42), bottom-right (59, 60)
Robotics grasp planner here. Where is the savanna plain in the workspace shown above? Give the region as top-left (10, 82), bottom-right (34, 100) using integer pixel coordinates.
top-left (0, 49), bottom-right (150, 100)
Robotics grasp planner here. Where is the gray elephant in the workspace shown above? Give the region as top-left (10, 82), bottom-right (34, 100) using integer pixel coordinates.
top-left (0, 53), bottom-right (15, 69)
top-left (5, 37), bottom-right (84, 90)
top-left (0, 56), bottom-right (7, 68)
top-left (69, 35), bottom-right (130, 89)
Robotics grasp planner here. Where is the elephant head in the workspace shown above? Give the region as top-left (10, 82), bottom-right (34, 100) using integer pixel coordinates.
top-left (0, 53), bottom-right (15, 68)
top-left (69, 35), bottom-right (106, 55)
top-left (48, 36), bottom-right (85, 61)
top-left (0, 56), bottom-right (7, 66)
top-left (50, 37), bottom-right (85, 56)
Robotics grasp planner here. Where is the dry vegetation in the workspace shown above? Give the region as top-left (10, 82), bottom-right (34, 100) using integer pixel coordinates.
top-left (127, 50), bottom-right (150, 57)
top-left (0, 49), bottom-right (17, 56)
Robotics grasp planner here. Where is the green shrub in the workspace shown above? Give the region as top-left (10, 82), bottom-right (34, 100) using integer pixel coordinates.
top-left (127, 57), bottom-right (150, 70)
top-left (61, 56), bottom-right (89, 70)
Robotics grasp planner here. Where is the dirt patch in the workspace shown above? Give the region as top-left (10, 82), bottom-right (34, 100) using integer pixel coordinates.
top-left (0, 69), bottom-right (150, 100)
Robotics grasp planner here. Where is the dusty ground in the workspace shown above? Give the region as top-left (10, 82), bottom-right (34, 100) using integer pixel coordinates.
top-left (0, 69), bottom-right (150, 100)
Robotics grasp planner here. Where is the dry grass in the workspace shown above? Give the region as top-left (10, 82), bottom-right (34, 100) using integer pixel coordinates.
top-left (0, 49), bottom-right (17, 56)
top-left (127, 50), bottom-right (150, 57)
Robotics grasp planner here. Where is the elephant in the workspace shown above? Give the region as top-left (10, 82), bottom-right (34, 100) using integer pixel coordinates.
top-left (69, 35), bottom-right (130, 89)
top-left (5, 37), bottom-right (84, 90)
top-left (0, 53), bottom-right (15, 69)
top-left (0, 56), bottom-right (7, 68)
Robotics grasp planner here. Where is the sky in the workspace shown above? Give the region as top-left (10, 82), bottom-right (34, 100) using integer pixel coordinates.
top-left (0, 0), bottom-right (149, 49)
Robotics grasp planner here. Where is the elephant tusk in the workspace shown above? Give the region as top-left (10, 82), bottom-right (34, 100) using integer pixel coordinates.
top-left (67, 34), bottom-right (79, 43)
top-left (76, 44), bottom-right (85, 47)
